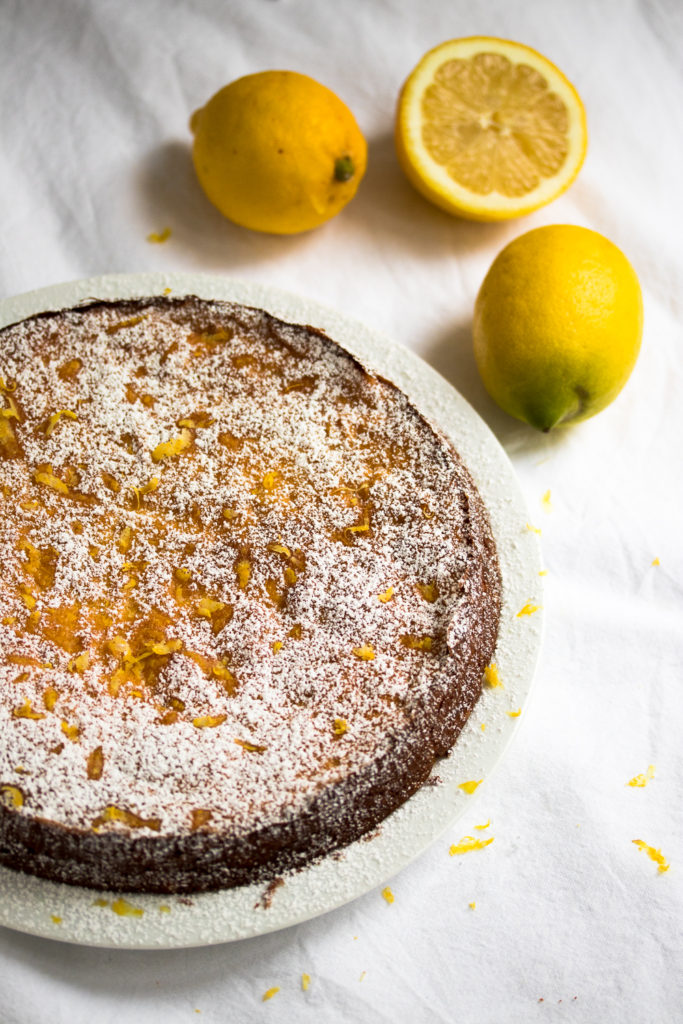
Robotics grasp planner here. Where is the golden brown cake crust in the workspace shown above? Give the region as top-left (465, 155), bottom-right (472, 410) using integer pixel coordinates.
top-left (0, 297), bottom-right (501, 893)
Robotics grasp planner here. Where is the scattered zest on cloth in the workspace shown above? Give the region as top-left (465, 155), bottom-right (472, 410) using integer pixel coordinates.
top-left (301, 974), bottom-right (310, 991)
top-left (382, 886), bottom-right (394, 904)
top-left (449, 835), bottom-right (494, 856)
top-left (632, 839), bottom-right (669, 873)
top-left (627, 765), bottom-right (655, 788)
top-left (262, 987), bottom-right (280, 1002)
top-left (146, 227), bottom-right (171, 243)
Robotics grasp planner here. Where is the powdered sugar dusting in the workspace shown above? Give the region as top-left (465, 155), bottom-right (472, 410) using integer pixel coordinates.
top-left (0, 298), bottom-right (491, 842)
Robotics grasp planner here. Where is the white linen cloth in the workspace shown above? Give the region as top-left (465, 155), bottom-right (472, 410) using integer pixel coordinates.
top-left (1, 0), bottom-right (682, 1020)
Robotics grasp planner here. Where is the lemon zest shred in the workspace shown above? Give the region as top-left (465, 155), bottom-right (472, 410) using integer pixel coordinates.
top-left (267, 542), bottom-right (291, 557)
top-left (68, 651), bottom-right (90, 673)
top-left (151, 430), bottom-right (191, 463)
top-left (130, 476), bottom-right (159, 508)
top-left (196, 597), bottom-right (225, 618)
top-left (458, 779), bottom-right (483, 795)
top-left (333, 717), bottom-right (347, 736)
top-left (352, 645), bottom-right (375, 660)
top-left (61, 721), bottom-right (80, 742)
top-left (507, 707), bottom-right (521, 718)
top-left (235, 559), bottom-right (251, 590)
top-left (382, 886), bottom-right (394, 904)
top-left (234, 738), bottom-right (266, 753)
top-left (150, 640), bottom-right (182, 655)
top-left (632, 839), bottom-right (669, 873)
top-left (33, 466), bottom-right (68, 494)
top-left (483, 663), bottom-right (503, 688)
top-left (627, 765), bottom-right (655, 788)
top-left (192, 715), bottom-right (226, 729)
top-left (651, 557), bottom-right (660, 567)
top-left (12, 699), bottom-right (46, 721)
top-left (400, 634), bottom-right (433, 651)
top-left (474, 820), bottom-right (491, 830)
top-left (44, 409), bottom-right (77, 437)
top-left (526, 522), bottom-right (541, 534)
top-left (517, 602), bottom-right (540, 617)
top-left (147, 227), bottom-right (171, 244)
top-left (111, 897), bottom-right (144, 917)
top-left (542, 489), bottom-right (552, 510)
top-left (377, 586), bottom-right (394, 603)
top-left (262, 988), bottom-right (280, 1002)
top-left (449, 835), bottom-right (494, 856)
top-left (301, 974), bottom-right (311, 991)
top-left (1, 395), bottom-right (20, 419)
top-left (106, 316), bottom-right (145, 334)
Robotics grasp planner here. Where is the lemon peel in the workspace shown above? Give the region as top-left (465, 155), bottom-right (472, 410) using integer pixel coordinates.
top-left (474, 225), bottom-right (643, 431)
top-left (147, 227), bottom-right (171, 244)
top-left (191, 71), bottom-right (367, 234)
top-left (458, 779), bottom-right (483, 795)
top-left (449, 835), bottom-right (494, 856)
top-left (627, 765), bottom-right (655, 788)
top-left (517, 602), bottom-right (540, 617)
top-left (632, 839), bottom-right (669, 874)
top-left (483, 663), bottom-right (503, 688)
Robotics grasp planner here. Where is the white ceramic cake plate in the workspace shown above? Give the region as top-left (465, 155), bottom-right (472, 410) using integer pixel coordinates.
top-left (0, 273), bottom-right (543, 948)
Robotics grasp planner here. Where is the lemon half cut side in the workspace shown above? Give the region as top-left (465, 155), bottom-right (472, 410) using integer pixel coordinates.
top-left (395, 37), bottom-right (588, 221)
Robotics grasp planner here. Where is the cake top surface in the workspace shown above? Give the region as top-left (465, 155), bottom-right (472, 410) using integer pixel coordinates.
top-left (0, 297), bottom-right (491, 839)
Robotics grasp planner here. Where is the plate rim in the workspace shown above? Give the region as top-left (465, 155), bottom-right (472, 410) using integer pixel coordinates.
top-left (0, 272), bottom-right (543, 948)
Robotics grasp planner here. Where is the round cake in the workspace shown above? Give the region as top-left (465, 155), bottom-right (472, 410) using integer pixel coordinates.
top-left (0, 296), bottom-right (501, 894)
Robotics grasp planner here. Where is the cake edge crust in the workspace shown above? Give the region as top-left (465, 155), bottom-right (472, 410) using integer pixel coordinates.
top-left (0, 297), bottom-right (501, 894)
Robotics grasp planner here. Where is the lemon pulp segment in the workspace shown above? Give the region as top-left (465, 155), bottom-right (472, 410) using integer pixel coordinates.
top-left (396, 38), bottom-right (587, 220)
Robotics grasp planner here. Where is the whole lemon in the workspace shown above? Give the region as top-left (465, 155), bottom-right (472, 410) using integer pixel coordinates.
top-left (190, 71), bottom-right (367, 235)
top-left (473, 225), bottom-right (643, 431)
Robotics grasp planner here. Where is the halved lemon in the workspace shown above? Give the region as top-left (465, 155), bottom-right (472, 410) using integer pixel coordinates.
top-left (395, 37), bottom-right (587, 221)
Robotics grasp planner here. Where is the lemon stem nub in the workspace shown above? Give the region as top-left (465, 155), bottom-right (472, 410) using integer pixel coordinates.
top-left (334, 156), bottom-right (355, 182)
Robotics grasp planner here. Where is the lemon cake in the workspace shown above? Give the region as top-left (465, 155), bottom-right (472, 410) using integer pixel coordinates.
top-left (0, 297), bottom-right (501, 893)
